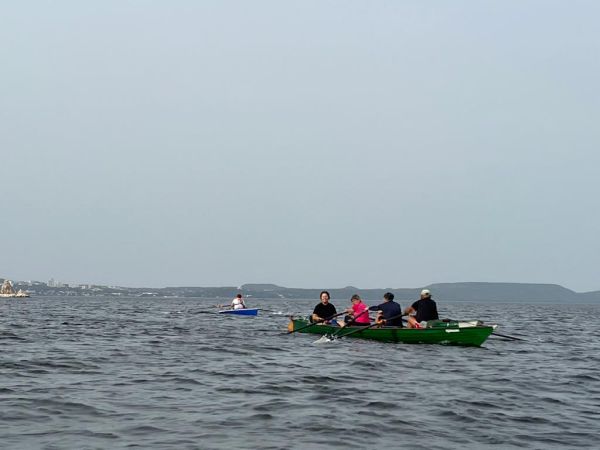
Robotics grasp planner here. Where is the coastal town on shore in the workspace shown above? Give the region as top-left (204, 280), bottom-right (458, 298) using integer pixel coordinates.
top-left (2, 276), bottom-right (600, 303)
top-left (0, 278), bottom-right (164, 298)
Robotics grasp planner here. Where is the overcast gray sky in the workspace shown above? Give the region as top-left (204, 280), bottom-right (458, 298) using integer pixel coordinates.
top-left (2, 1), bottom-right (599, 291)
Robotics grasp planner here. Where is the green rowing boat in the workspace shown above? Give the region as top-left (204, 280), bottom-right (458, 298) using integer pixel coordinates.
top-left (288, 318), bottom-right (496, 347)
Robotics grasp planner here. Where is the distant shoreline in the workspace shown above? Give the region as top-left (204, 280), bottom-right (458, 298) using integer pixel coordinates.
top-left (3, 280), bottom-right (599, 303)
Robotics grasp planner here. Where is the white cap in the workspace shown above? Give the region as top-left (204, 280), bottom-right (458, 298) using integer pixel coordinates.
top-left (421, 289), bottom-right (431, 296)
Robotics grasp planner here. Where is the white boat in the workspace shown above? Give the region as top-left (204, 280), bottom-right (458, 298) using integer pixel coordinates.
top-left (0, 280), bottom-right (29, 298)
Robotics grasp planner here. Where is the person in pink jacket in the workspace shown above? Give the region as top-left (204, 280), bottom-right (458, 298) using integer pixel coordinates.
top-left (343, 294), bottom-right (371, 326)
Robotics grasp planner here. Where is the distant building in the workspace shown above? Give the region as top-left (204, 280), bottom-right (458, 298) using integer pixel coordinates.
top-left (48, 278), bottom-right (67, 288)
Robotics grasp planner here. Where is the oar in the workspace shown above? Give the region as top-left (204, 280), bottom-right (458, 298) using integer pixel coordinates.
top-left (258, 307), bottom-right (282, 314)
top-left (334, 313), bottom-right (405, 340)
top-left (193, 304), bottom-right (223, 313)
top-left (491, 331), bottom-right (526, 341)
top-left (443, 318), bottom-right (526, 342)
top-left (458, 319), bottom-right (526, 341)
top-left (286, 311), bottom-right (346, 334)
top-left (328, 310), bottom-right (370, 339)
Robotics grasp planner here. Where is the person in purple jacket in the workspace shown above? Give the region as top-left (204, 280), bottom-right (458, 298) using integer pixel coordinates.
top-left (368, 292), bottom-right (403, 326)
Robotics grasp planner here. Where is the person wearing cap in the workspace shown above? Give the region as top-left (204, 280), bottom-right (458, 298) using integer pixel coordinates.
top-left (342, 294), bottom-right (371, 327)
top-left (368, 292), bottom-right (403, 326)
top-left (311, 291), bottom-right (338, 324)
top-left (404, 289), bottom-right (439, 328)
top-left (231, 293), bottom-right (247, 310)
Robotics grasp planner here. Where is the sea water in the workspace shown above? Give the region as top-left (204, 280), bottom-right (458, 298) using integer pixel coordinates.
top-left (1, 296), bottom-right (599, 449)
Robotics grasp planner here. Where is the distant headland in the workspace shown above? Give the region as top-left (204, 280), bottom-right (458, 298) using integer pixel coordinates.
top-left (2, 278), bottom-right (599, 303)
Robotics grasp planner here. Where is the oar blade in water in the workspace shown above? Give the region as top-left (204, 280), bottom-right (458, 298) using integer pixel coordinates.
top-left (313, 334), bottom-right (335, 344)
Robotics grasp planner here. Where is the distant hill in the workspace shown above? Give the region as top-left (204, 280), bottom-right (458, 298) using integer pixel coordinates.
top-left (237, 282), bottom-right (600, 303)
top-left (422, 282), bottom-right (581, 302)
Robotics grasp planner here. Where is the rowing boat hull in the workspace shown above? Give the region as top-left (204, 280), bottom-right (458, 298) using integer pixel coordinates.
top-left (289, 319), bottom-right (494, 346)
top-left (218, 308), bottom-right (259, 316)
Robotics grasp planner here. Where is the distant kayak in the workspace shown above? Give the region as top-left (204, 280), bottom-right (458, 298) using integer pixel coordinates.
top-left (218, 308), bottom-right (259, 316)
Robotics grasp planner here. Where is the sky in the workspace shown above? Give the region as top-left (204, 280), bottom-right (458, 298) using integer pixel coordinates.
top-left (1, 1), bottom-right (599, 291)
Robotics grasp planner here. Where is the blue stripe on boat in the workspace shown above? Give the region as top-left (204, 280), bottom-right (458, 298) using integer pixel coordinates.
top-left (218, 308), bottom-right (259, 316)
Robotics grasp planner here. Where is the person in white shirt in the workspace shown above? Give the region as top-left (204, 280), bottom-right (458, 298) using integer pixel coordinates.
top-left (231, 294), bottom-right (246, 310)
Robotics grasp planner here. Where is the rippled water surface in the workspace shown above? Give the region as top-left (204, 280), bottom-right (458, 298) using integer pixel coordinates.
top-left (1, 296), bottom-right (599, 449)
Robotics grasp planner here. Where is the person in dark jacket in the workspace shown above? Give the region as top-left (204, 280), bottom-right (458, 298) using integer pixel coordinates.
top-left (368, 292), bottom-right (403, 327)
top-left (404, 289), bottom-right (439, 328)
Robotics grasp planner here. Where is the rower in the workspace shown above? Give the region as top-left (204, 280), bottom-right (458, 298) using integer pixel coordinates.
top-left (369, 292), bottom-right (403, 326)
top-left (404, 289), bottom-right (439, 328)
top-left (311, 291), bottom-right (338, 325)
top-left (231, 293), bottom-right (247, 310)
top-left (342, 294), bottom-right (371, 326)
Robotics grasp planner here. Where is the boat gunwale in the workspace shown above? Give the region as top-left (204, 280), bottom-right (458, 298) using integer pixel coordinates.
top-left (289, 318), bottom-right (494, 346)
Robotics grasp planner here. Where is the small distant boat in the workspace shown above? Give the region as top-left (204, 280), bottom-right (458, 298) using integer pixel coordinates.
top-left (0, 280), bottom-right (29, 298)
top-left (288, 318), bottom-right (495, 346)
top-left (218, 308), bottom-right (259, 316)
